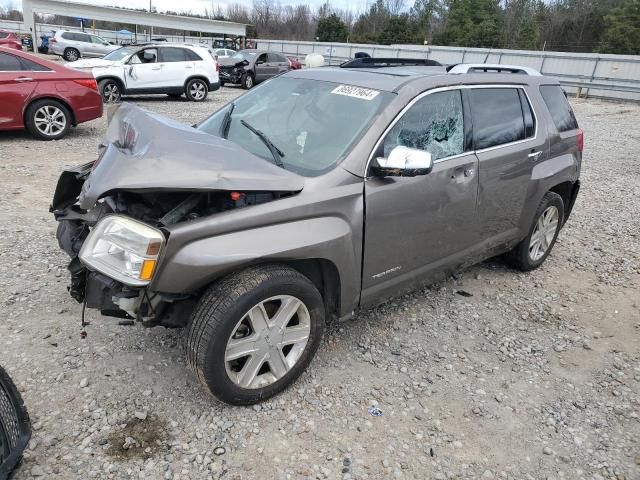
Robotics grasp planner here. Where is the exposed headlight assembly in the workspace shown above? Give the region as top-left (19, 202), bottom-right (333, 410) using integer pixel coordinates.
top-left (79, 216), bottom-right (164, 286)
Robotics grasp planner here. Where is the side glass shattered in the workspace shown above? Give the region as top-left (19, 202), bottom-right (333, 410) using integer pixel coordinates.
top-left (383, 90), bottom-right (464, 160)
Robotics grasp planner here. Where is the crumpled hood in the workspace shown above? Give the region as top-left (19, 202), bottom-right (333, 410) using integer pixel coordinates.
top-left (67, 58), bottom-right (123, 70)
top-left (77, 103), bottom-right (304, 209)
top-left (219, 57), bottom-right (249, 68)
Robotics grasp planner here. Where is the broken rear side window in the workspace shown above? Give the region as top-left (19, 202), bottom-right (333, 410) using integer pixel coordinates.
top-left (383, 90), bottom-right (465, 161)
top-left (540, 85), bottom-right (579, 132)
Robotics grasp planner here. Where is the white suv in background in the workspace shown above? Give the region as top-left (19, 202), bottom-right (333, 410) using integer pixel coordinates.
top-left (49, 29), bottom-right (119, 61)
top-left (67, 43), bottom-right (220, 102)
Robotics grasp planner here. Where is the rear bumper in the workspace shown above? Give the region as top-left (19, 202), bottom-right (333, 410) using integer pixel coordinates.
top-left (209, 81), bottom-right (220, 92)
top-left (73, 93), bottom-right (104, 124)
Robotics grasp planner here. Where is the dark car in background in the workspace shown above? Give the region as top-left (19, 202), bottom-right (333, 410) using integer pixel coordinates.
top-left (0, 30), bottom-right (22, 50)
top-left (0, 47), bottom-right (103, 140)
top-left (219, 49), bottom-right (290, 89)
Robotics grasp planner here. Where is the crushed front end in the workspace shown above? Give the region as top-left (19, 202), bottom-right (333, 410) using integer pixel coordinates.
top-left (50, 103), bottom-right (303, 327)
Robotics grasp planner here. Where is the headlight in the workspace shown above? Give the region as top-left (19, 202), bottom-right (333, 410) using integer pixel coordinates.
top-left (79, 216), bottom-right (164, 286)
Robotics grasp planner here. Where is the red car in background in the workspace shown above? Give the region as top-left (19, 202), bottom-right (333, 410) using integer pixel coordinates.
top-left (0, 47), bottom-right (103, 140)
top-left (287, 56), bottom-right (302, 70)
top-left (0, 30), bottom-right (22, 50)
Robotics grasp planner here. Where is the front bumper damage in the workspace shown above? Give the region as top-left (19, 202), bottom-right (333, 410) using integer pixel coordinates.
top-left (51, 164), bottom-right (193, 328)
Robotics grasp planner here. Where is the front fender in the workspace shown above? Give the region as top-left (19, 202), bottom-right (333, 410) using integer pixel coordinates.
top-left (151, 216), bottom-right (360, 311)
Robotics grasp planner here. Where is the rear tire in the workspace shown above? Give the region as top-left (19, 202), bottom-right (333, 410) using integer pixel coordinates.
top-left (186, 264), bottom-right (325, 405)
top-left (98, 79), bottom-right (122, 103)
top-left (506, 191), bottom-right (564, 271)
top-left (24, 99), bottom-right (72, 140)
top-left (185, 78), bottom-right (208, 101)
top-left (63, 48), bottom-right (80, 62)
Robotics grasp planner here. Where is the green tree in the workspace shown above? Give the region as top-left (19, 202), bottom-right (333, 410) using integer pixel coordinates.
top-left (378, 14), bottom-right (421, 44)
top-left (599, 0), bottom-right (640, 54)
top-left (316, 13), bottom-right (348, 42)
top-left (433, 0), bottom-right (503, 48)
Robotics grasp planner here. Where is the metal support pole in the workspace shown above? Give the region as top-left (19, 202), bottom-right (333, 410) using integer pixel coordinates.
top-left (585, 57), bottom-right (600, 98)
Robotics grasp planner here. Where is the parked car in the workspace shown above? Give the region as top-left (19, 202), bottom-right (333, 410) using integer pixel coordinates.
top-left (0, 47), bottom-right (103, 140)
top-left (48, 29), bottom-right (118, 62)
top-left (215, 48), bottom-right (236, 59)
top-left (219, 49), bottom-right (290, 89)
top-left (287, 56), bottom-right (302, 69)
top-left (67, 43), bottom-right (220, 103)
top-left (51, 60), bottom-right (582, 405)
top-left (0, 30), bottom-right (22, 50)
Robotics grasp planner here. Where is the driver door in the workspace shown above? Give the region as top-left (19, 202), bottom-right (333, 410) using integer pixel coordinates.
top-left (254, 53), bottom-right (271, 81)
top-left (361, 89), bottom-right (479, 304)
top-left (125, 48), bottom-right (160, 90)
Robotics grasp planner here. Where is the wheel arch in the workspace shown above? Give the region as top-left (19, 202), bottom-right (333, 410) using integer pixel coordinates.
top-left (24, 96), bottom-right (76, 127)
top-left (184, 75), bottom-right (211, 91)
top-left (549, 180), bottom-right (579, 225)
top-left (97, 76), bottom-right (126, 92)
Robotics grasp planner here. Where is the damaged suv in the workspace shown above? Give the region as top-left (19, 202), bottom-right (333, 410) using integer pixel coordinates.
top-left (51, 61), bottom-right (582, 405)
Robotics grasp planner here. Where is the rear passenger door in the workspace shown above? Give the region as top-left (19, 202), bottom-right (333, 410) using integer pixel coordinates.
top-left (268, 52), bottom-right (290, 75)
top-left (254, 53), bottom-right (271, 81)
top-left (469, 86), bottom-right (544, 244)
top-left (158, 47), bottom-right (192, 87)
top-left (0, 52), bottom-right (38, 129)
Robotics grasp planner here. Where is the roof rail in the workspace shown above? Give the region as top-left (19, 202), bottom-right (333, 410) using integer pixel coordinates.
top-left (341, 57), bottom-right (443, 68)
top-left (447, 63), bottom-right (542, 76)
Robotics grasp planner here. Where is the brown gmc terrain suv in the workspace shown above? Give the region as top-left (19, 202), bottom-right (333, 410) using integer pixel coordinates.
top-left (52, 59), bottom-right (583, 404)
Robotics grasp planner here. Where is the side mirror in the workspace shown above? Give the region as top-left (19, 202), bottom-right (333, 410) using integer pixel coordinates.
top-left (374, 146), bottom-right (433, 177)
top-left (256, 59), bottom-right (265, 65)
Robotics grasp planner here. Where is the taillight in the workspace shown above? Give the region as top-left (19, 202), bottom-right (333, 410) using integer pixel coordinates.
top-left (49, 37), bottom-right (57, 43)
top-left (577, 128), bottom-right (584, 153)
top-left (216, 62), bottom-right (219, 72)
top-left (73, 78), bottom-right (98, 90)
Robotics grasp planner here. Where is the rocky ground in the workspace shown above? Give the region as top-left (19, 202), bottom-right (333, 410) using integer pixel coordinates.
top-left (0, 85), bottom-right (638, 480)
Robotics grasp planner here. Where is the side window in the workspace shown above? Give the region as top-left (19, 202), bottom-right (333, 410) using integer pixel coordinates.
top-left (383, 90), bottom-right (465, 161)
top-left (0, 52), bottom-right (23, 71)
top-left (91, 35), bottom-right (105, 44)
top-left (61, 32), bottom-right (73, 40)
top-left (19, 57), bottom-right (51, 71)
top-left (0, 32), bottom-right (8, 39)
top-left (540, 85), bottom-right (578, 132)
top-left (268, 52), bottom-right (284, 63)
top-left (184, 49), bottom-right (202, 61)
top-left (470, 88), bottom-right (526, 150)
top-left (159, 47), bottom-right (188, 62)
top-left (76, 33), bottom-right (91, 43)
top-left (257, 53), bottom-right (267, 64)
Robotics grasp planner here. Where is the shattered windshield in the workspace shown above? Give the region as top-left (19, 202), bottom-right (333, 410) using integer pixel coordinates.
top-left (103, 46), bottom-right (139, 61)
top-left (197, 77), bottom-right (392, 176)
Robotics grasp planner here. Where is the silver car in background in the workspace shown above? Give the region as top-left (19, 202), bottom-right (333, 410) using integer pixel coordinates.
top-left (48, 29), bottom-right (118, 62)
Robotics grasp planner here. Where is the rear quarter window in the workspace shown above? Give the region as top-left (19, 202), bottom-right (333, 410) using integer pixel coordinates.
top-left (0, 32), bottom-right (8, 39)
top-left (540, 85), bottom-right (579, 132)
top-left (0, 52), bottom-right (22, 71)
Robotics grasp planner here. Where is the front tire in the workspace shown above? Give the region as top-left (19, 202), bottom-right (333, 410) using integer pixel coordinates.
top-left (506, 191), bottom-right (564, 271)
top-left (185, 78), bottom-right (208, 101)
top-left (186, 264), bottom-right (325, 405)
top-left (98, 79), bottom-right (122, 103)
top-left (241, 72), bottom-right (254, 89)
top-left (24, 99), bottom-right (71, 140)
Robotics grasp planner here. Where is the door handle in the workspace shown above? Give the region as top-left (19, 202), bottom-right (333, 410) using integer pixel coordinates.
top-left (528, 151), bottom-right (543, 161)
top-left (151, 66), bottom-right (162, 70)
top-left (15, 77), bottom-right (33, 82)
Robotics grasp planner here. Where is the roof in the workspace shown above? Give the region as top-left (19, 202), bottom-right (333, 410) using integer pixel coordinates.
top-left (286, 64), bottom-right (557, 93)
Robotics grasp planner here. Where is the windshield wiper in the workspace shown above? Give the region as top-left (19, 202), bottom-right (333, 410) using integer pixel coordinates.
top-left (240, 119), bottom-right (285, 168)
top-left (220, 102), bottom-right (235, 138)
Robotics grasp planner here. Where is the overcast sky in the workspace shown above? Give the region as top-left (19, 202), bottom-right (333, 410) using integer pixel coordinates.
top-left (0, 0), bottom-right (368, 15)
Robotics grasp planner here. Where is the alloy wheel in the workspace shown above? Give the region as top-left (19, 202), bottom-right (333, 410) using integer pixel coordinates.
top-left (189, 81), bottom-right (206, 100)
top-left (224, 295), bottom-right (311, 389)
top-left (33, 106), bottom-right (66, 137)
top-left (65, 49), bottom-right (78, 61)
top-left (245, 75), bottom-right (253, 88)
top-left (103, 83), bottom-right (120, 103)
top-left (529, 205), bottom-right (559, 261)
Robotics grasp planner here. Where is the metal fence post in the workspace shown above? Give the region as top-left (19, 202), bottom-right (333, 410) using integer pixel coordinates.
top-left (539, 54), bottom-right (547, 74)
top-left (585, 56), bottom-right (601, 98)
top-left (461, 49), bottom-right (466, 62)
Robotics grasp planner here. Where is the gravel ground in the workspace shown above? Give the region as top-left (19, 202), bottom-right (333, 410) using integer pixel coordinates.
top-left (0, 87), bottom-right (638, 480)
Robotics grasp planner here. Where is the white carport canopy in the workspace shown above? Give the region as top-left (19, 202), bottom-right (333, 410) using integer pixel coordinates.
top-left (22, 0), bottom-right (247, 47)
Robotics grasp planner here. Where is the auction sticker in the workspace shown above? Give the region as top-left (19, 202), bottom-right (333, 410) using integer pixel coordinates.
top-left (331, 84), bottom-right (380, 100)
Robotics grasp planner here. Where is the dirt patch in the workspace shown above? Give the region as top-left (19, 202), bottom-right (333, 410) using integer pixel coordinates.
top-left (105, 417), bottom-right (170, 460)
